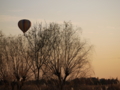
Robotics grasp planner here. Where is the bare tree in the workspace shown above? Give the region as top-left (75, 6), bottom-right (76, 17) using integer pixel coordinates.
top-left (8, 35), bottom-right (32, 90)
top-left (0, 31), bottom-right (32, 90)
top-left (0, 31), bottom-right (14, 90)
top-left (42, 22), bottom-right (93, 90)
top-left (0, 21), bottom-right (93, 90)
top-left (24, 24), bottom-right (53, 89)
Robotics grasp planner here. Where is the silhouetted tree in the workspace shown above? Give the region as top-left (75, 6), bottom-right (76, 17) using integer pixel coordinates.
top-left (24, 24), bottom-right (53, 90)
top-left (42, 22), bottom-right (93, 90)
top-left (0, 21), bottom-right (93, 90)
top-left (8, 35), bottom-right (32, 90)
top-left (0, 31), bottom-right (32, 90)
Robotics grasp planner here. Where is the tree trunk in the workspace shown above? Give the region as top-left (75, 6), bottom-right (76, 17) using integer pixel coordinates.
top-left (37, 68), bottom-right (40, 81)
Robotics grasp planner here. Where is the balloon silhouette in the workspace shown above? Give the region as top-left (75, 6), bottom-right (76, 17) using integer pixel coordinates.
top-left (18, 19), bottom-right (31, 33)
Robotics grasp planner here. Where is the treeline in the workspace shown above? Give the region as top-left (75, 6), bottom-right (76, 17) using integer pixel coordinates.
top-left (0, 22), bottom-right (93, 90)
top-left (22, 77), bottom-right (119, 86)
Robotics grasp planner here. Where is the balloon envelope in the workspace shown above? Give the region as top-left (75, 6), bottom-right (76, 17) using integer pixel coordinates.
top-left (18, 19), bottom-right (31, 33)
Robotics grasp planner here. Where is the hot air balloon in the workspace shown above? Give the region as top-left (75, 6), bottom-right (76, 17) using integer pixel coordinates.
top-left (18, 19), bottom-right (31, 33)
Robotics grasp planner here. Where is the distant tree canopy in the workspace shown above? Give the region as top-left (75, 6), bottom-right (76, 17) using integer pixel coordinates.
top-left (0, 22), bottom-right (93, 90)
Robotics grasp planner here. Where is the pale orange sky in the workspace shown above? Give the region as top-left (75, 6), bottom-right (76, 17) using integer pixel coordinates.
top-left (0, 0), bottom-right (120, 79)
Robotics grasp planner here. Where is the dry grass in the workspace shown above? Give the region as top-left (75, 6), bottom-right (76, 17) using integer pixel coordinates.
top-left (0, 83), bottom-right (120, 90)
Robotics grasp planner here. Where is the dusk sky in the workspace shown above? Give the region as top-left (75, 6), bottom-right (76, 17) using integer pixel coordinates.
top-left (0, 0), bottom-right (120, 79)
